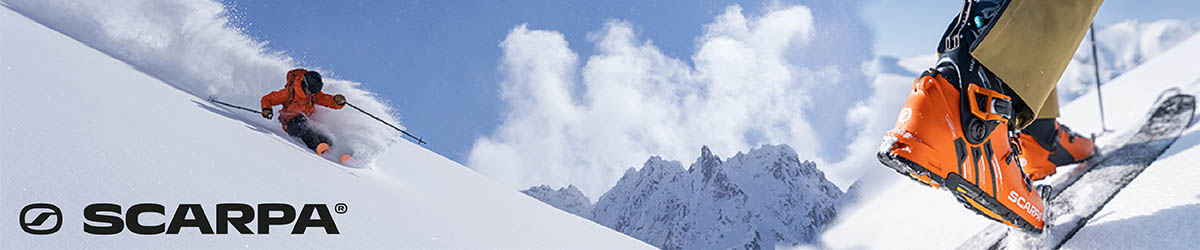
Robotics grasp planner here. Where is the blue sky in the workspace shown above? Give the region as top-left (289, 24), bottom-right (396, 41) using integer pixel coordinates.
top-left (223, 0), bottom-right (1195, 163)
top-left (223, 0), bottom-right (778, 161)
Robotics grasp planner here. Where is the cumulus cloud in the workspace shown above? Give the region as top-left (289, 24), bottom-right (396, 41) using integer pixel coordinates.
top-left (469, 3), bottom-right (877, 197)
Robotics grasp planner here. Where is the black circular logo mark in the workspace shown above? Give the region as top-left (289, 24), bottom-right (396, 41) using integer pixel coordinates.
top-left (334, 203), bottom-right (347, 214)
top-left (20, 203), bottom-right (62, 235)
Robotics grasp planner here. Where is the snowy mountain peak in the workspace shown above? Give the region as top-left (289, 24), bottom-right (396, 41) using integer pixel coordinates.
top-left (645, 155), bottom-right (687, 176)
top-left (529, 144), bottom-right (843, 249)
top-left (521, 184), bottom-right (594, 218)
top-left (700, 144), bottom-right (715, 157)
top-left (691, 145), bottom-right (725, 182)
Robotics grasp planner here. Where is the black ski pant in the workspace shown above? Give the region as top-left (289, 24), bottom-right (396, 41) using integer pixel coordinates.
top-left (285, 116), bottom-right (331, 151)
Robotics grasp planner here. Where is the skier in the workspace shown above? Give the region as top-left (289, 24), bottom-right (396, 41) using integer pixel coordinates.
top-left (877, 0), bottom-right (1102, 232)
top-left (260, 68), bottom-right (351, 163)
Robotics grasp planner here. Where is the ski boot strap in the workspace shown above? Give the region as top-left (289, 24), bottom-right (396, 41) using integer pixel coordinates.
top-left (967, 84), bottom-right (1013, 122)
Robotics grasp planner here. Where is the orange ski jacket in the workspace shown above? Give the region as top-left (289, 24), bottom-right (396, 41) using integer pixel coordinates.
top-left (261, 68), bottom-right (344, 129)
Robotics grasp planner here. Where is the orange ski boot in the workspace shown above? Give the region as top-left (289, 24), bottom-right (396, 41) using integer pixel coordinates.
top-left (877, 61), bottom-right (1046, 232)
top-left (877, 0), bottom-right (1046, 232)
top-left (1018, 119), bottom-right (1096, 181)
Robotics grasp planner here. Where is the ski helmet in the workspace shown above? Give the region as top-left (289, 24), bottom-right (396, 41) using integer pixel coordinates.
top-left (302, 71), bottom-right (323, 93)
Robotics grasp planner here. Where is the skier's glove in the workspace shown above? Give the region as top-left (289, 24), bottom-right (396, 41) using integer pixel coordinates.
top-left (333, 94), bottom-right (347, 105)
top-left (261, 108), bottom-right (273, 119)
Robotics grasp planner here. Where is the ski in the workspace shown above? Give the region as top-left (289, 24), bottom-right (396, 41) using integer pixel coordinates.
top-left (957, 89), bottom-right (1195, 249)
top-left (317, 151), bottom-right (354, 165)
top-left (314, 142), bottom-right (354, 164)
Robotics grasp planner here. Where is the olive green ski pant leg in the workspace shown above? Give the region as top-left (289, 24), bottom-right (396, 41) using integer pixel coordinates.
top-left (971, 0), bottom-right (1102, 127)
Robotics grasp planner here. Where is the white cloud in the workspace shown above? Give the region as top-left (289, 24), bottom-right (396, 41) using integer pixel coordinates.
top-left (827, 67), bottom-right (918, 191)
top-left (469, 4), bottom-right (878, 197)
top-left (897, 53), bottom-right (938, 75)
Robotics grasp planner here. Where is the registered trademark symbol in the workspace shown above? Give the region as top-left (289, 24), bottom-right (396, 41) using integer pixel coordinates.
top-left (334, 203), bottom-right (347, 214)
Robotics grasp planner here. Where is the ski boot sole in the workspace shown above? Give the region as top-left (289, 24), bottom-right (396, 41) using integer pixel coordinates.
top-left (877, 152), bottom-right (1042, 233)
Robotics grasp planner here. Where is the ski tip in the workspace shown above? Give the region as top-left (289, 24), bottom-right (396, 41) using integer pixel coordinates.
top-left (339, 154), bottom-right (353, 164)
top-left (316, 143), bottom-right (331, 155)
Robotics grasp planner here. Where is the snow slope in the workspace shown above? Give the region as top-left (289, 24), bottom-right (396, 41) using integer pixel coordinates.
top-left (1, 0), bottom-right (403, 165)
top-left (1055, 33), bottom-right (1200, 250)
top-left (0, 5), bottom-right (650, 249)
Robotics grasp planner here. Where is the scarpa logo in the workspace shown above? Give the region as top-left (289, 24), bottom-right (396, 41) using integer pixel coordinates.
top-left (19, 203), bottom-right (345, 235)
top-left (20, 203), bottom-right (63, 235)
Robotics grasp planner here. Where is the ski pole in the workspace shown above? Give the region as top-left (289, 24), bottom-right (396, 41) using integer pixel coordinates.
top-left (209, 97), bottom-right (263, 115)
top-left (1090, 23), bottom-right (1111, 133)
top-left (346, 102), bottom-right (427, 144)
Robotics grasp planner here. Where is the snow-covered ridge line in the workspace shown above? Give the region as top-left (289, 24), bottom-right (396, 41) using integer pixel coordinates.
top-left (525, 144), bottom-right (843, 249)
top-left (2, 0), bottom-right (402, 165)
top-left (521, 185), bottom-right (594, 218)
